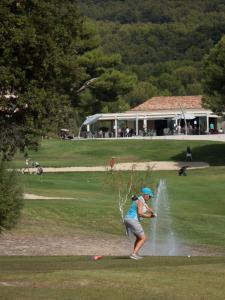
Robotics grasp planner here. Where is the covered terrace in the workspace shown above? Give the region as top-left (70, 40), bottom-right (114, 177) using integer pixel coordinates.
top-left (80, 96), bottom-right (223, 138)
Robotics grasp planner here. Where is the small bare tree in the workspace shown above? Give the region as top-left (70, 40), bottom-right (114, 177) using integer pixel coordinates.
top-left (118, 164), bottom-right (136, 222)
top-left (104, 161), bottom-right (156, 231)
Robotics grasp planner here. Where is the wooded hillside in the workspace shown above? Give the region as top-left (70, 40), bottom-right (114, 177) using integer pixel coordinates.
top-left (76, 0), bottom-right (225, 106)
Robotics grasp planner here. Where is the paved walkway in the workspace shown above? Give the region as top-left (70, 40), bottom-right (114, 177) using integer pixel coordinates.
top-left (148, 134), bottom-right (225, 142)
top-left (75, 133), bottom-right (225, 142)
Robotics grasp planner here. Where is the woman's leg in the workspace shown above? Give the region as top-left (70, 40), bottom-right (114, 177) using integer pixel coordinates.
top-left (133, 234), bottom-right (146, 255)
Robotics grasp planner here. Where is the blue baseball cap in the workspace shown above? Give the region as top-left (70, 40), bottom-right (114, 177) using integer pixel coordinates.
top-left (141, 187), bottom-right (154, 197)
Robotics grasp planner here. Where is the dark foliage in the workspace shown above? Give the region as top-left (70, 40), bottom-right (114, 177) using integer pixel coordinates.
top-left (76, 0), bottom-right (225, 106)
top-left (0, 162), bottom-right (23, 232)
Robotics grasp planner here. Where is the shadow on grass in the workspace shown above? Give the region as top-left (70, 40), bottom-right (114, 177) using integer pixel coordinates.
top-left (171, 143), bottom-right (225, 166)
top-left (112, 256), bottom-right (130, 260)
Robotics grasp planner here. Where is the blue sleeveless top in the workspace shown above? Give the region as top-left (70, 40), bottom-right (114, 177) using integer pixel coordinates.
top-left (125, 196), bottom-right (147, 222)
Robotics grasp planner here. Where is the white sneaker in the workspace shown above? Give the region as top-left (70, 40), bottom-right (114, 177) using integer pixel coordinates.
top-left (129, 254), bottom-right (143, 260)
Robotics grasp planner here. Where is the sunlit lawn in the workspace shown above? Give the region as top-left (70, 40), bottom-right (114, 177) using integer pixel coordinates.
top-left (2, 139), bottom-right (225, 300)
top-left (17, 167), bottom-right (225, 247)
top-left (12, 139), bottom-right (225, 167)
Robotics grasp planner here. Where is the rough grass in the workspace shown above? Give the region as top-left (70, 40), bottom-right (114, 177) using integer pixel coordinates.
top-left (12, 139), bottom-right (225, 167)
top-left (0, 256), bottom-right (225, 300)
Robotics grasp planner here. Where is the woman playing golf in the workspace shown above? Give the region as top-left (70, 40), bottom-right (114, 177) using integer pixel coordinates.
top-left (124, 187), bottom-right (156, 260)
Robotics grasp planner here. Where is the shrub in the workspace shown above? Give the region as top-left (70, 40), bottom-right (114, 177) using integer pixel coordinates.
top-left (0, 162), bottom-right (23, 232)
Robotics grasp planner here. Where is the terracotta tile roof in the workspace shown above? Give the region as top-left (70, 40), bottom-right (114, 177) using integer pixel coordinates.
top-left (131, 95), bottom-right (203, 111)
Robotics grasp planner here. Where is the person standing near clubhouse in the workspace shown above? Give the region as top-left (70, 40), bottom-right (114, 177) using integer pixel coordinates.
top-left (124, 187), bottom-right (157, 260)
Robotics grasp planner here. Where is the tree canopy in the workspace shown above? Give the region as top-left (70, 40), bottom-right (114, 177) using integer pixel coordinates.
top-left (0, 0), bottom-right (135, 160)
top-left (203, 36), bottom-right (225, 113)
top-left (0, 0), bottom-right (84, 159)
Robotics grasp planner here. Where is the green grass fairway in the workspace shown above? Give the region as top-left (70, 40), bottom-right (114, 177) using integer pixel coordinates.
top-left (0, 256), bottom-right (225, 300)
top-left (17, 167), bottom-right (225, 248)
top-left (12, 139), bottom-right (225, 167)
top-left (1, 141), bottom-right (225, 300)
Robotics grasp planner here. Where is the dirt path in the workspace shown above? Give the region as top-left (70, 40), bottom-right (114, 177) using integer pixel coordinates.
top-left (23, 193), bottom-right (74, 200)
top-left (0, 233), bottom-right (130, 256)
top-left (25, 161), bottom-right (209, 173)
top-left (0, 232), bottom-right (224, 256)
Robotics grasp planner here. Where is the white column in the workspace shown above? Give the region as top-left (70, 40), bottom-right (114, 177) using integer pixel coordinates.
top-left (87, 124), bottom-right (90, 132)
top-left (136, 116), bottom-right (139, 136)
top-left (143, 118), bottom-right (147, 131)
top-left (175, 116), bottom-right (178, 132)
top-left (114, 118), bottom-right (118, 138)
top-left (206, 114), bottom-right (209, 134)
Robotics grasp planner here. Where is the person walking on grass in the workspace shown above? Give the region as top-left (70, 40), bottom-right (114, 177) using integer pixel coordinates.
top-left (185, 146), bottom-right (192, 161)
top-left (124, 187), bottom-right (157, 260)
top-left (22, 157), bottom-right (31, 174)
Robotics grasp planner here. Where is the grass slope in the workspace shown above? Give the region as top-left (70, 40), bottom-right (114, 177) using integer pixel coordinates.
top-left (16, 167), bottom-right (225, 247)
top-left (12, 139), bottom-right (225, 167)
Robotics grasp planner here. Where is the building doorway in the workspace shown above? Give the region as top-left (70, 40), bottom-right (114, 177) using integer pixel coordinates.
top-left (155, 120), bottom-right (168, 135)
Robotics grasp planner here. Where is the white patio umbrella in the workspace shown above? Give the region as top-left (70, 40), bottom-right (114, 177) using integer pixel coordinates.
top-left (78, 114), bottom-right (102, 137)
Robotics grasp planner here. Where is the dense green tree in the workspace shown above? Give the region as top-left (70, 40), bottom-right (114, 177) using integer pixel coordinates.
top-left (0, 0), bottom-right (134, 159)
top-left (0, 0), bottom-right (86, 159)
top-left (147, 63), bottom-right (203, 97)
top-left (78, 69), bottom-right (137, 114)
top-left (203, 35), bottom-right (225, 113)
top-left (91, 70), bottom-right (136, 102)
top-left (77, 0), bottom-right (225, 25)
top-left (0, 0), bottom-right (87, 95)
top-left (76, 42), bottom-right (137, 115)
top-left (124, 81), bottom-right (160, 107)
top-left (0, 162), bottom-right (23, 232)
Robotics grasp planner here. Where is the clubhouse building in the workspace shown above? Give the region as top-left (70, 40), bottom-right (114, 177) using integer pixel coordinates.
top-left (81, 95), bottom-right (224, 138)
